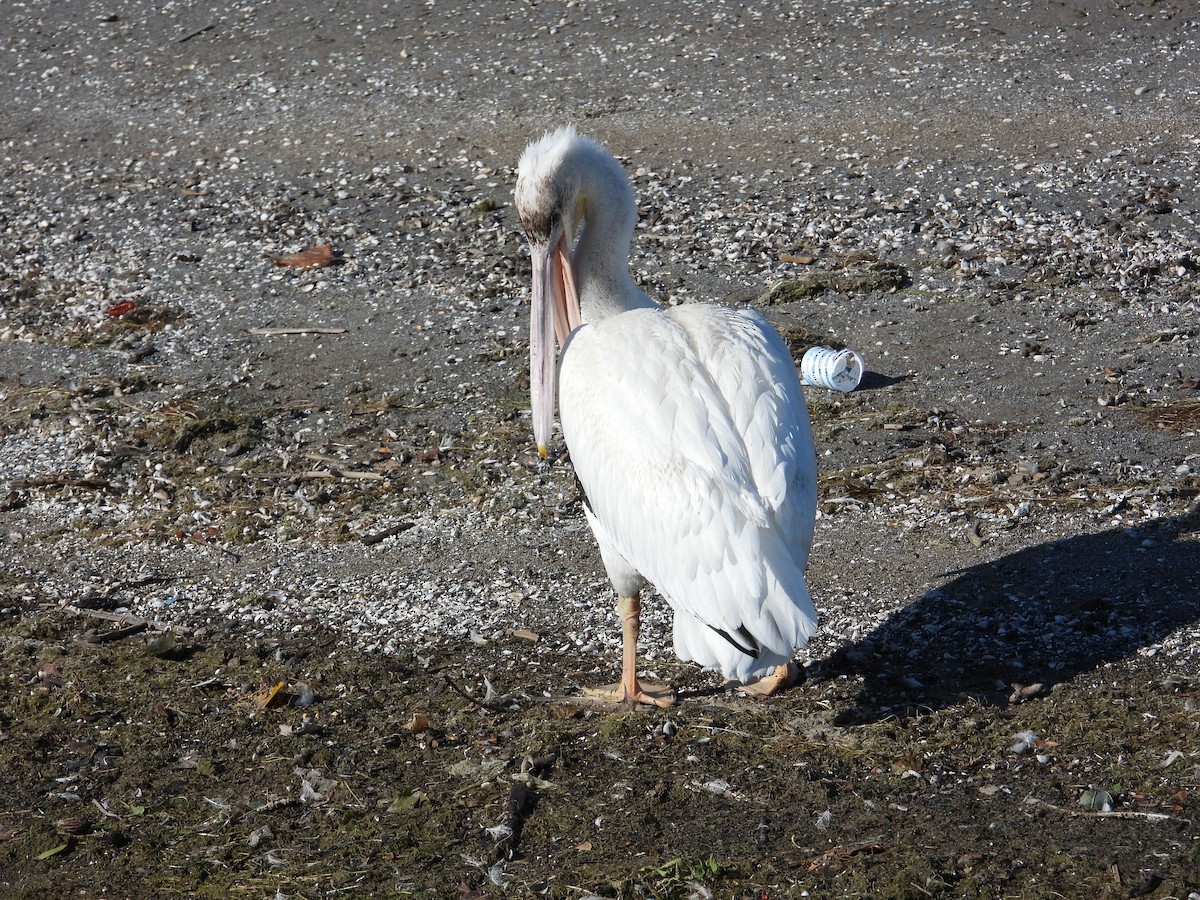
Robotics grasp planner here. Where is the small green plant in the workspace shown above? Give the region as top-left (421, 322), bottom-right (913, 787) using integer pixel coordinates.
top-left (635, 855), bottom-right (730, 898)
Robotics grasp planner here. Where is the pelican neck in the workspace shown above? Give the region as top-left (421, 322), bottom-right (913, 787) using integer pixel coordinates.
top-left (571, 146), bottom-right (660, 323)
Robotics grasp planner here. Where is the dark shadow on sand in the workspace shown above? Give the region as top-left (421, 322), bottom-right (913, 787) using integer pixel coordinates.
top-left (819, 502), bottom-right (1200, 725)
top-left (856, 370), bottom-right (910, 391)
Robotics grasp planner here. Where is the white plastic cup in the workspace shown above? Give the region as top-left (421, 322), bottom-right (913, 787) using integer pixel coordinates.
top-left (800, 347), bottom-right (865, 392)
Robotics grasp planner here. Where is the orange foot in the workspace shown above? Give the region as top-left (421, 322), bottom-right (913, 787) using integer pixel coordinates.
top-left (737, 662), bottom-right (803, 699)
top-left (583, 680), bottom-right (677, 709)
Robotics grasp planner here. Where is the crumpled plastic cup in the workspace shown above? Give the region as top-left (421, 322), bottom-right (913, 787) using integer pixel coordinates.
top-left (800, 347), bottom-right (865, 392)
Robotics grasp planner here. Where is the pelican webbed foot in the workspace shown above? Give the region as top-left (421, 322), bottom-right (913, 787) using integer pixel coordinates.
top-left (579, 592), bottom-right (678, 708)
top-left (583, 679), bottom-right (676, 709)
top-left (736, 661), bottom-right (803, 699)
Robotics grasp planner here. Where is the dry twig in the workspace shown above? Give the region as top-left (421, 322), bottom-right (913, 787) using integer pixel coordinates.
top-left (249, 326), bottom-right (348, 336)
top-left (1025, 796), bottom-right (1173, 821)
top-left (60, 605), bottom-right (186, 635)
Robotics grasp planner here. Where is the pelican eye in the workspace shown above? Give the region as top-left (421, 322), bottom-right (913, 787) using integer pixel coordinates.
top-left (520, 211), bottom-right (555, 245)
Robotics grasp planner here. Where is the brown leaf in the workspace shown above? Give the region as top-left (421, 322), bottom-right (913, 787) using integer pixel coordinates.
top-left (575, 840), bottom-right (593, 852)
top-left (802, 842), bottom-right (892, 872)
top-left (1008, 682), bottom-right (1047, 703)
top-left (255, 680), bottom-right (287, 709)
top-left (890, 751), bottom-right (922, 774)
top-left (56, 817), bottom-right (91, 836)
top-left (106, 300), bottom-right (138, 318)
top-left (267, 243), bottom-right (341, 269)
top-left (402, 713), bottom-right (430, 734)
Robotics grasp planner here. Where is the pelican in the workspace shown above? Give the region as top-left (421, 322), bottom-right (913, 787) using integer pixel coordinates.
top-left (515, 126), bottom-right (818, 707)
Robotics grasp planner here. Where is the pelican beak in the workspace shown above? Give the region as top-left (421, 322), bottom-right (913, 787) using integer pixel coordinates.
top-left (529, 230), bottom-right (581, 458)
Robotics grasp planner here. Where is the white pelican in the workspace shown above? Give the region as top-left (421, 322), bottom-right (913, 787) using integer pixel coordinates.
top-left (515, 126), bottom-right (818, 707)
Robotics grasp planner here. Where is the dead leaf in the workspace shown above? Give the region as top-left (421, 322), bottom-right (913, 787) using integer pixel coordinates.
top-left (402, 713), bottom-right (430, 734)
top-left (256, 681), bottom-right (287, 709)
top-left (106, 300), bottom-right (138, 318)
top-left (802, 842), bottom-right (892, 872)
top-left (511, 628), bottom-right (540, 643)
top-left (1008, 682), bottom-right (1046, 703)
top-left (780, 252), bottom-right (815, 265)
top-left (56, 817), bottom-right (91, 836)
top-left (890, 752), bottom-right (922, 774)
top-left (956, 850), bottom-right (984, 871)
top-left (575, 840), bottom-right (593, 852)
top-left (145, 632), bottom-right (178, 657)
top-left (388, 789), bottom-right (428, 812)
top-left (267, 243), bottom-right (341, 269)
top-left (448, 756), bottom-right (509, 780)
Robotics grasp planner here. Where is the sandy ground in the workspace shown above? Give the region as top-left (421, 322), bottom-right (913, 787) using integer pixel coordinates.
top-left (2, 1), bottom-right (1200, 897)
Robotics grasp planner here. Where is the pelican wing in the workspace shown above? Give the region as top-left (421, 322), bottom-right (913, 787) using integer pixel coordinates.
top-left (559, 305), bottom-right (818, 681)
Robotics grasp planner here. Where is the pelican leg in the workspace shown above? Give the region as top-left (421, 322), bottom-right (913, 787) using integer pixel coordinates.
top-left (583, 593), bottom-right (675, 708)
top-left (737, 662), bottom-right (803, 699)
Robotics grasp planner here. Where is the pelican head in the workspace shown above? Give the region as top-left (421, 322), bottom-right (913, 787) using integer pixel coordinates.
top-left (515, 126), bottom-right (588, 458)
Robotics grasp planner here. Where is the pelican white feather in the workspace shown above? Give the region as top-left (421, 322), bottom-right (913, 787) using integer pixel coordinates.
top-left (515, 126), bottom-right (818, 704)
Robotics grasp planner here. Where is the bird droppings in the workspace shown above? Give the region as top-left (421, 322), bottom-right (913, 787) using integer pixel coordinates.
top-left (3, 0), bottom-right (1200, 895)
